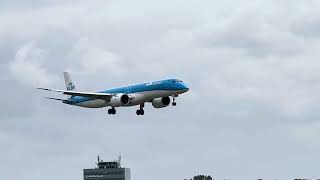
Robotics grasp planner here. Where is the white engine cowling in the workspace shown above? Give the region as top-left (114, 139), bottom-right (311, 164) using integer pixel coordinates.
top-left (152, 97), bottom-right (171, 108)
top-left (110, 94), bottom-right (131, 107)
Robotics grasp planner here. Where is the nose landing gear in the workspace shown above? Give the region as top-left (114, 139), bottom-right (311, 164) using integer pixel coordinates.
top-left (172, 95), bottom-right (177, 106)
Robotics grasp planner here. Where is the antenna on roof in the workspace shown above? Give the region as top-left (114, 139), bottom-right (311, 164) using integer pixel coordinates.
top-left (118, 155), bottom-right (122, 167)
top-left (96, 155), bottom-right (102, 166)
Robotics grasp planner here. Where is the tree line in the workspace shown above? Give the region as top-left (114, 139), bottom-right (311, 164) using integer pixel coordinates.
top-left (184, 175), bottom-right (213, 180)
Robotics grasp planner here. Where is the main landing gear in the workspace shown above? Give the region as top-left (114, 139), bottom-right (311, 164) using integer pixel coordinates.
top-left (136, 104), bottom-right (145, 115)
top-left (108, 107), bottom-right (116, 115)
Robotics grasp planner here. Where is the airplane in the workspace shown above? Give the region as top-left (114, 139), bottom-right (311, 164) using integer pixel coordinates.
top-left (38, 72), bottom-right (189, 115)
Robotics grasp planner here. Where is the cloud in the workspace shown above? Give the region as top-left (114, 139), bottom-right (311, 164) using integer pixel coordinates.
top-left (291, 14), bottom-right (320, 38)
top-left (2, 1), bottom-right (320, 180)
top-left (286, 0), bottom-right (320, 39)
top-left (9, 42), bottom-right (58, 87)
top-left (196, 2), bottom-right (305, 57)
top-left (290, 122), bottom-right (320, 145)
top-left (68, 38), bottom-right (124, 76)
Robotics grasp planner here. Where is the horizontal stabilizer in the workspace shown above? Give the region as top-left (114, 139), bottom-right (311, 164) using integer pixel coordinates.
top-left (45, 97), bottom-right (66, 101)
top-left (45, 97), bottom-right (73, 103)
top-left (38, 88), bottom-right (113, 100)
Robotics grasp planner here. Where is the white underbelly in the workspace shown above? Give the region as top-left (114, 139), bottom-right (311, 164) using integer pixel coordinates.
top-left (72, 90), bottom-right (183, 108)
top-left (123, 90), bottom-right (179, 106)
top-left (74, 99), bottom-right (108, 108)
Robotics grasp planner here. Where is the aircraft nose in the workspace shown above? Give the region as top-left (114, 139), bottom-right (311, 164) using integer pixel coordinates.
top-left (181, 82), bottom-right (189, 92)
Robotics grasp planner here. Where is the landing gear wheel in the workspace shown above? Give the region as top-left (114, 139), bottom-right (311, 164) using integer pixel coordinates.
top-left (136, 104), bottom-right (145, 116)
top-left (108, 108), bottom-right (116, 115)
top-left (172, 102), bottom-right (177, 106)
top-left (136, 109), bottom-right (144, 116)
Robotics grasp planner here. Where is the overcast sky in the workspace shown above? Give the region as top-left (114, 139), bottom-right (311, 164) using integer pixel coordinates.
top-left (1, 0), bottom-right (320, 180)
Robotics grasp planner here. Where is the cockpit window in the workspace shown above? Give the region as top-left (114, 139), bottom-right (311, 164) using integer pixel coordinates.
top-left (172, 80), bottom-right (183, 83)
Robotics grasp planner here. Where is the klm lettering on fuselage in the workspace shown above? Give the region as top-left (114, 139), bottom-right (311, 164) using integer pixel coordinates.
top-left (146, 81), bottom-right (161, 86)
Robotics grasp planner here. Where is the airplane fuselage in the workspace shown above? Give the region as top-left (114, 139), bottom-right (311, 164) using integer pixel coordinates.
top-left (65, 79), bottom-right (189, 108)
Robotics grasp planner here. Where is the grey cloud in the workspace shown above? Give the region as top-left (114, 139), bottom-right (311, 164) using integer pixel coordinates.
top-left (291, 17), bottom-right (320, 38)
top-left (288, 1), bottom-right (320, 38)
top-left (9, 42), bottom-right (59, 87)
top-left (196, 4), bottom-right (305, 57)
top-left (1, 1), bottom-right (320, 180)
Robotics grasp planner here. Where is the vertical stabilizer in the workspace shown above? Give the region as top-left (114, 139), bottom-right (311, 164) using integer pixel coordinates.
top-left (63, 72), bottom-right (77, 91)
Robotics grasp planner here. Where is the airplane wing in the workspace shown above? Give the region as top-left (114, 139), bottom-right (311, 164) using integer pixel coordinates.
top-left (38, 88), bottom-right (113, 100)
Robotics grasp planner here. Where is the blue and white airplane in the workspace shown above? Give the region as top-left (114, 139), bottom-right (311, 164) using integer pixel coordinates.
top-left (38, 72), bottom-right (189, 115)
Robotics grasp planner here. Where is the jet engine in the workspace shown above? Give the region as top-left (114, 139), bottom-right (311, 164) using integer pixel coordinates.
top-left (110, 94), bottom-right (131, 107)
top-left (152, 97), bottom-right (171, 108)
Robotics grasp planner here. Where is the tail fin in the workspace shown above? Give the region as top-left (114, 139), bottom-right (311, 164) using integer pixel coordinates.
top-left (63, 72), bottom-right (77, 91)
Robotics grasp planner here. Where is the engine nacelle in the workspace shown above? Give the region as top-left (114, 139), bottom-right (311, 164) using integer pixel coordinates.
top-left (110, 94), bottom-right (130, 107)
top-left (152, 97), bottom-right (171, 108)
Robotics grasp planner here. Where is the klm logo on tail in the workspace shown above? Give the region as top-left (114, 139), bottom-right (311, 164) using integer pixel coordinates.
top-left (67, 82), bottom-right (75, 91)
